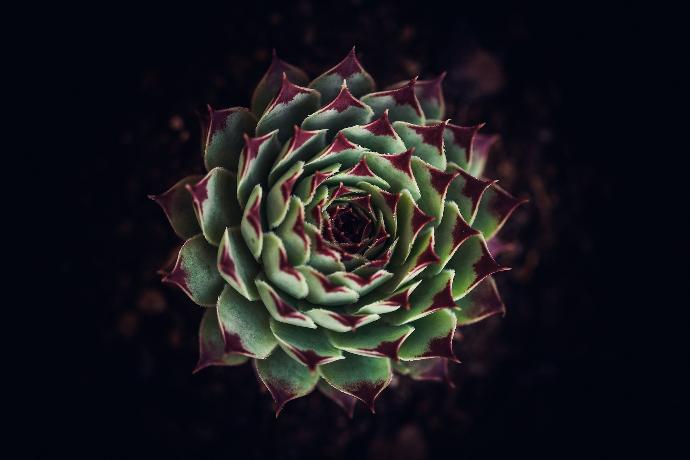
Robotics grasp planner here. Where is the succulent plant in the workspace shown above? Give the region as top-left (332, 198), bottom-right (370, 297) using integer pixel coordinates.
top-left (150, 48), bottom-right (525, 417)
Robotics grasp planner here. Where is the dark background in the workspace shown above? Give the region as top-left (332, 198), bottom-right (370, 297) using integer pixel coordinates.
top-left (23, 1), bottom-right (677, 459)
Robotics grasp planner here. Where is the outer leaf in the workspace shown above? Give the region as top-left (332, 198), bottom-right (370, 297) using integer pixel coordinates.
top-left (467, 132), bottom-right (499, 177)
top-left (445, 163), bottom-right (495, 225)
top-left (340, 111), bottom-right (407, 154)
top-left (149, 175), bottom-right (202, 239)
top-left (360, 79), bottom-right (425, 124)
top-left (255, 278), bottom-right (316, 328)
top-left (387, 73), bottom-right (446, 120)
top-left (237, 130), bottom-right (282, 208)
top-left (385, 269), bottom-right (455, 325)
top-left (202, 106), bottom-right (257, 171)
top-left (308, 47), bottom-right (375, 105)
top-left (270, 319), bottom-right (344, 370)
top-left (319, 353), bottom-right (392, 413)
top-left (186, 168), bottom-right (242, 246)
top-left (454, 276), bottom-right (506, 326)
top-left (216, 285), bottom-right (277, 358)
top-left (411, 156), bottom-right (457, 224)
top-left (327, 322), bottom-right (414, 360)
top-left (162, 234), bottom-right (225, 307)
top-left (471, 184), bottom-right (527, 240)
top-left (261, 232), bottom-right (309, 299)
top-left (447, 234), bottom-right (509, 299)
top-left (251, 50), bottom-right (309, 117)
top-left (443, 123), bottom-right (482, 170)
top-left (302, 82), bottom-right (374, 140)
top-left (255, 75), bottom-right (321, 143)
top-left (194, 308), bottom-right (249, 373)
top-left (317, 380), bottom-right (357, 418)
top-left (399, 309), bottom-right (458, 361)
top-left (217, 227), bottom-right (260, 301)
top-left (255, 347), bottom-right (319, 416)
top-left (425, 201), bottom-right (479, 276)
top-left (396, 358), bottom-right (454, 386)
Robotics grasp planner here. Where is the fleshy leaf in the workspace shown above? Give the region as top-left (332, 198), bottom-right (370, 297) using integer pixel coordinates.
top-left (329, 270), bottom-right (393, 296)
top-left (255, 74), bottom-right (321, 143)
top-left (308, 47), bottom-right (375, 105)
top-left (426, 201), bottom-right (480, 276)
top-left (202, 106), bottom-right (257, 171)
top-left (186, 168), bottom-right (242, 246)
top-left (162, 234), bottom-right (225, 307)
top-left (262, 232), bottom-right (309, 299)
top-left (397, 358), bottom-right (454, 386)
top-left (394, 121), bottom-right (448, 170)
top-left (386, 228), bottom-right (439, 290)
top-left (251, 50), bottom-right (310, 116)
top-left (388, 73), bottom-right (447, 120)
top-left (340, 111), bottom-right (407, 154)
top-left (317, 380), bottom-right (357, 418)
top-left (454, 276), bottom-right (506, 325)
top-left (302, 82), bottom-right (374, 140)
top-left (194, 308), bottom-right (249, 373)
top-left (293, 164), bottom-right (340, 205)
top-left (240, 185), bottom-right (264, 260)
top-left (255, 346), bottom-right (319, 416)
top-left (217, 227), bottom-right (260, 301)
top-left (237, 130), bottom-right (282, 208)
top-left (298, 265), bottom-right (359, 306)
top-left (472, 184), bottom-right (527, 240)
top-left (467, 133), bottom-right (499, 177)
top-left (447, 234), bottom-right (509, 299)
top-left (275, 197), bottom-right (310, 265)
top-left (266, 160), bottom-right (304, 228)
top-left (216, 285), bottom-right (277, 358)
top-left (399, 309), bottom-right (458, 361)
top-left (270, 319), bottom-right (344, 370)
top-left (255, 277), bottom-right (316, 328)
top-left (319, 353), bottom-right (392, 413)
top-left (358, 182), bottom-right (401, 236)
top-left (445, 163), bottom-right (495, 225)
top-left (269, 126), bottom-right (327, 186)
top-left (305, 309), bottom-right (380, 332)
top-left (360, 79), bottom-right (425, 124)
top-left (385, 269), bottom-right (455, 325)
top-left (327, 322), bottom-right (414, 360)
top-left (149, 175), bottom-right (202, 239)
top-left (411, 156), bottom-right (457, 224)
top-left (443, 123), bottom-right (482, 170)
top-left (304, 222), bottom-right (345, 273)
top-left (303, 132), bottom-right (366, 176)
top-left (389, 190), bottom-right (435, 265)
top-left (324, 157), bottom-right (390, 189)
top-left (364, 149), bottom-right (421, 200)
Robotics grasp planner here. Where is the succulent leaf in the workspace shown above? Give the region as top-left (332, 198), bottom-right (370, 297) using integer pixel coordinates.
top-left (270, 319), bottom-right (344, 370)
top-left (398, 309), bottom-right (458, 361)
top-left (195, 308), bottom-right (250, 372)
top-left (149, 175), bottom-right (202, 239)
top-left (361, 79), bottom-right (425, 124)
top-left (251, 51), bottom-right (310, 117)
top-left (454, 276), bottom-right (506, 326)
top-left (317, 379), bottom-right (358, 418)
top-left (217, 227), bottom-right (260, 301)
top-left (187, 168), bottom-right (242, 246)
top-left (309, 47), bottom-right (375, 105)
top-left (471, 184), bottom-right (528, 241)
top-left (202, 106), bottom-right (257, 171)
top-left (319, 353), bottom-right (392, 413)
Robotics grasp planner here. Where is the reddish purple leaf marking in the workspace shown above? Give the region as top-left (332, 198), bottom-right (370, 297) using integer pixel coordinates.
top-left (241, 132), bottom-right (274, 178)
top-left (425, 334), bottom-right (459, 362)
top-left (428, 280), bottom-right (455, 310)
top-left (347, 157), bottom-right (377, 177)
top-left (246, 198), bottom-right (263, 235)
top-left (447, 123), bottom-right (483, 163)
top-left (269, 291), bottom-right (305, 320)
top-left (372, 79), bottom-right (423, 116)
top-left (327, 47), bottom-right (365, 78)
top-left (218, 245), bottom-right (240, 284)
top-left (278, 249), bottom-right (303, 281)
top-left (288, 125), bottom-right (319, 153)
top-left (287, 346), bottom-right (331, 371)
top-left (415, 72), bottom-right (446, 102)
top-left (324, 85), bottom-right (368, 113)
top-left (363, 111), bottom-right (397, 137)
top-left (411, 121), bottom-right (447, 148)
top-left (280, 169), bottom-right (301, 201)
top-left (268, 73), bottom-right (312, 108)
top-left (326, 132), bottom-right (359, 154)
top-left (222, 331), bottom-right (251, 356)
top-left (382, 149), bottom-right (414, 177)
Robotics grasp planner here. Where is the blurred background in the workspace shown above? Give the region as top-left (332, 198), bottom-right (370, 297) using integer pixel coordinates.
top-left (29, 1), bottom-right (669, 459)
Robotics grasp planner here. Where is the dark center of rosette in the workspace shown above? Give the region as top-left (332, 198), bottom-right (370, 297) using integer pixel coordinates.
top-left (323, 198), bottom-right (375, 255)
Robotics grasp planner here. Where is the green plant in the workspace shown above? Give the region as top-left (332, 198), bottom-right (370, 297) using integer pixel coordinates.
top-left (150, 48), bottom-right (525, 416)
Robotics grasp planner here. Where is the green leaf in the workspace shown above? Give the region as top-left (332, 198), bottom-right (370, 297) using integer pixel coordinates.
top-left (255, 277), bottom-right (316, 328)
top-left (302, 132), bottom-right (367, 176)
top-left (162, 234), bottom-right (225, 307)
top-left (399, 309), bottom-right (458, 361)
top-left (467, 132), bottom-right (499, 177)
top-left (443, 123), bottom-right (481, 170)
top-left (454, 276), bottom-right (506, 326)
top-left (357, 182), bottom-right (400, 237)
top-left (217, 227), bottom-right (260, 301)
top-left (240, 185), bottom-right (264, 260)
top-left (327, 322), bottom-right (414, 360)
top-left (255, 347), bottom-right (319, 416)
top-left (445, 163), bottom-right (495, 225)
top-left (270, 319), bottom-right (343, 370)
top-left (302, 82), bottom-right (374, 140)
top-left (251, 50), bottom-right (310, 117)
top-left (388, 190), bottom-right (434, 266)
top-left (395, 358), bottom-right (454, 386)
top-left (340, 111), bottom-right (407, 154)
top-left (304, 309), bottom-right (380, 332)
top-left (308, 47), bottom-right (375, 105)
top-left (216, 285), bottom-right (277, 358)
top-left (393, 121), bottom-right (447, 170)
top-left (387, 73), bottom-right (446, 120)
top-left (425, 201), bottom-right (479, 277)
top-left (256, 75), bottom-right (321, 143)
top-left (319, 353), bottom-right (392, 413)
top-left (385, 269), bottom-right (455, 325)
top-left (261, 232), bottom-right (309, 299)
top-left (266, 160), bottom-right (305, 228)
top-left (275, 197), bottom-right (310, 266)
top-left (237, 130), bottom-right (282, 208)
top-left (364, 149), bottom-right (421, 200)
top-left (149, 175), bottom-right (202, 239)
top-left (194, 308), bottom-right (249, 373)
top-left (329, 270), bottom-right (393, 297)
top-left (202, 106), bottom-right (257, 172)
top-left (447, 234), bottom-right (509, 299)
top-left (324, 157), bottom-right (389, 190)
top-left (268, 126), bottom-right (328, 186)
top-left (410, 156), bottom-right (457, 225)
top-left (471, 184), bottom-right (527, 241)
top-left (187, 168), bottom-right (242, 246)
top-left (304, 223), bottom-right (345, 274)
top-left (360, 79), bottom-right (425, 124)
top-left (298, 265), bottom-right (359, 306)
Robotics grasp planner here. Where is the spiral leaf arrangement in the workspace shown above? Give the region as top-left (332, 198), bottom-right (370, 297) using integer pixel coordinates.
top-left (151, 48), bottom-right (526, 417)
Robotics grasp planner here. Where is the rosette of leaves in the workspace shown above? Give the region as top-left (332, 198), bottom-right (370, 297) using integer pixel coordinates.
top-left (150, 48), bottom-right (526, 417)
